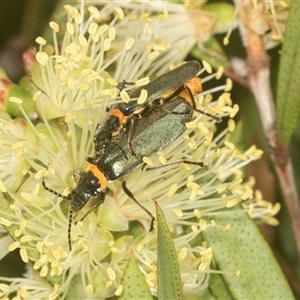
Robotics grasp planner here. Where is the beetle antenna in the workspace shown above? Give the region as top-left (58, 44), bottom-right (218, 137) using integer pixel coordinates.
top-left (42, 177), bottom-right (70, 199)
top-left (195, 108), bottom-right (222, 123)
top-left (68, 207), bottom-right (74, 252)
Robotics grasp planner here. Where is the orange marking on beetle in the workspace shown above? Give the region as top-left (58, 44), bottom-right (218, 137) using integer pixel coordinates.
top-left (159, 76), bottom-right (202, 104)
top-left (85, 164), bottom-right (108, 190)
top-left (110, 109), bottom-right (126, 124)
top-left (185, 77), bottom-right (202, 95)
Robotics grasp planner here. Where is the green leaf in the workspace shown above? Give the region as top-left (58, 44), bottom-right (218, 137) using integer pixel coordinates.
top-left (206, 272), bottom-right (233, 300)
top-left (276, 1), bottom-right (300, 147)
top-left (119, 252), bottom-right (153, 300)
top-left (156, 202), bottom-right (182, 300)
top-left (201, 209), bottom-right (294, 299)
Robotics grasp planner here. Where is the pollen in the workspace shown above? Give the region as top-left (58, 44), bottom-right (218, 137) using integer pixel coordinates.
top-left (187, 139), bottom-right (197, 149)
top-left (136, 77), bottom-right (150, 86)
top-left (218, 166), bottom-right (225, 178)
top-left (187, 181), bottom-right (200, 189)
top-left (173, 208), bottom-right (183, 218)
top-left (153, 42), bottom-right (170, 51)
top-left (147, 270), bottom-right (156, 281)
top-left (49, 21), bottom-right (59, 32)
top-left (87, 6), bottom-right (99, 19)
top-left (230, 104), bottom-right (239, 118)
top-left (88, 23), bottom-right (98, 35)
top-left (223, 36), bottom-right (229, 46)
top-left (86, 284), bottom-right (94, 294)
top-left (100, 89), bottom-right (112, 96)
top-left (271, 203), bottom-right (281, 216)
top-left (104, 38), bottom-right (111, 51)
top-left (124, 37), bottom-right (135, 50)
top-left (36, 52), bottom-right (49, 65)
top-left (185, 121), bottom-right (197, 128)
top-left (36, 36), bottom-right (47, 46)
top-left (20, 235), bottom-right (33, 243)
top-left (66, 22), bottom-right (75, 35)
top-left (262, 216), bottom-right (279, 226)
top-left (216, 66), bottom-right (224, 79)
top-left (11, 141), bottom-right (24, 149)
top-left (226, 198), bottom-right (239, 208)
top-left (179, 247), bottom-right (187, 259)
top-left (138, 89), bottom-right (148, 104)
top-left (0, 180), bottom-right (6, 193)
top-left (115, 285), bottom-right (123, 296)
top-left (140, 13), bottom-right (152, 23)
top-left (248, 203), bottom-right (254, 214)
top-left (87, 72), bottom-right (101, 82)
top-left (9, 241), bottom-right (20, 251)
top-left (0, 284), bottom-right (10, 292)
top-left (159, 155), bottom-right (168, 165)
top-left (193, 209), bottom-right (202, 218)
top-left (120, 90), bottom-right (130, 103)
top-left (205, 131), bottom-right (213, 142)
top-left (0, 217), bottom-right (11, 227)
top-left (241, 189), bottom-right (253, 200)
top-left (65, 112), bottom-right (75, 123)
top-left (199, 219), bottom-right (207, 230)
top-left (50, 261), bottom-right (63, 276)
top-left (217, 184), bottom-right (227, 193)
top-left (49, 285), bottom-right (60, 300)
top-left (147, 51), bottom-right (160, 60)
top-left (97, 24), bottom-right (109, 36)
top-left (9, 97), bottom-right (23, 104)
top-left (228, 119), bottom-right (236, 132)
top-left (197, 122), bottom-right (209, 134)
top-left (108, 27), bottom-right (116, 41)
top-left (115, 7), bottom-right (124, 20)
top-left (40, 265), bottom-right (48, 277)
top-left (225, 141), bottom-right (235, 150)
top-left (107, 78), bottom-right (118, 86)
top-left (225, 78), bottom-right (233, 91)
top-left (221, 194), bottom-right (228, 204)
top-left (33, 90), bottom-right (42, 101)
top-left (15, 229), bottom-right (22, 237)
top-left (21, 192), bottom-right (33, 202)
top-left (10, 201), bottom-right (19, 211)
top-left (107, 267), bottom-right (116, 280)
top-left (111, 247), bottom-right (119, 253)
top-left (223, 224), bottom-right (231, 232)
top-left (143, 156), bottom-right (154, 166)
top-left (191, 225), bottom-right (199, 231)
top-left (202, 60), bottom-right (212, 74)
top-left (136, 243), bottom-right (144, 252)
top-left (20, 248), bottom-right (29, 263)
top-left (168, 183), bottom-right (178, 197)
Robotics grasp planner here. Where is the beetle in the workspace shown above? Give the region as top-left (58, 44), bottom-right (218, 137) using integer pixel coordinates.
top-left (42, 61), bottom-right (221, 251)
top-left (93, 60), bottom-right (220, 155)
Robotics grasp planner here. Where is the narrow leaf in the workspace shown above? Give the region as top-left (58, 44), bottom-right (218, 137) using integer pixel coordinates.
top-left (119, 251), bottom-right (153, 300)
top-left (201, 209), bottom-right (294, 299)
top-left (276, 2), bottom-right (300, 146)
top-left (156, 202), bottom-right (182, 300)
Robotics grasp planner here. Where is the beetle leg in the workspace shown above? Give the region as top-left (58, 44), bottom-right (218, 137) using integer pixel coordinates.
top-left (121, 179), bottom-right (155, 231)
